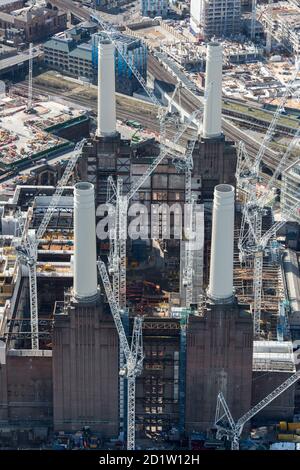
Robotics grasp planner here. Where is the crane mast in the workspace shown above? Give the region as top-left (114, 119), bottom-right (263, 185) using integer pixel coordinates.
top-left (27, 43), bottom-right (33, 112)
top-left (97, 260), bottom-right (143, 450)
top-left (237, 62), bottom-right (300, 337)
top-left (15, 139), bottom-right (87, 348)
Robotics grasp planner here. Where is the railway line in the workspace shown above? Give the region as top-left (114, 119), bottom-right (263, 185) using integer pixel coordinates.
top-left (12, 77), bottom-right (292, 174)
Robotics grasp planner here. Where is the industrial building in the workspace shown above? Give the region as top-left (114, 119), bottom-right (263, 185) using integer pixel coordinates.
top-left (190, 0), bottom-right (241, 39)
top-left (43, 23), bottom-right (148, 96)
top-left (0, 29), bottom-right (299, 451)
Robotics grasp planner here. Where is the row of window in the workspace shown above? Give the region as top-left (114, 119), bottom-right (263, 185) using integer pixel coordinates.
top-left (45, 52), bottom-right (91, 65)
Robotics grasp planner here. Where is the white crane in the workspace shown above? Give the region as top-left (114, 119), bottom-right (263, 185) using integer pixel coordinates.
top-left (108, 106), bottom-right (203, 312)
top-left (181, 138), bottom-right (197, 307)
top-left (27, 43), bottom-right (33, 112)
top-left (97, 259), bottom-right (143, 450)
top-left (15, 139), bottom-right (87, 349)
top-left (236, 63), bottom-right (300, 337)
top-left (215, 370), bottom-right (300, 450)
top-left (241, 191), bottom-right (300, 338)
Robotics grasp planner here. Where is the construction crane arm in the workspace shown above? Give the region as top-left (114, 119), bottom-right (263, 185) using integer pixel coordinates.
top-left (97, 259), bottom-right (131, 360)
top-left (126, 107), bottom-right (202, 201)
top-left (254, 66), bottom-right (299, 174)
top-left (215, 392), bottom-right (236, 431)
top-left (258, 125), bottom-right (300, 208)
top-left (236, 371), bottom-right (300, 432)
top-left (36, 138), bottom-right (87, 241)
top-left (130, 316), bottom-right (144, 373)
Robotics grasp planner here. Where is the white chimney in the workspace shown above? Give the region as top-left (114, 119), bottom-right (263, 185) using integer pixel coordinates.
top-left (73, 182), bottom-right (98, 302)
top-left (203, 42), bottom-right (223, 139)
top-left (96, 39), bottom-right (117, 137)
top-left (208, 184), bottom-right (235, 303)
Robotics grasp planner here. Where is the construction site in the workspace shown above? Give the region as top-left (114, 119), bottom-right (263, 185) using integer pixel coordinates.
top-left (0, 8), bottom-right (300, 452)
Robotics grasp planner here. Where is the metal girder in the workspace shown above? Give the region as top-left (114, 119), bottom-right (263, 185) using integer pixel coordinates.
top-left (98, 260), bottom-right (143, 450)
top-left (214, 371), bottom-right (300, 450)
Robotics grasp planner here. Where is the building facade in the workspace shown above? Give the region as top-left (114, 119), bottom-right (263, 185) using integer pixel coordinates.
top-left (43, 26), bottom-right (148, 96)
top-left (140, 0), bottom-right (169, 19)
top-left (190, 0), bottom-right (241, 39)
top-left (0, 4), bottom-right (67, 45)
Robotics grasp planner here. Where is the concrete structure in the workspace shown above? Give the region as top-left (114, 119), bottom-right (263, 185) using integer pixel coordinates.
top-left (207, 184), bottom-right (234, 302)
top-left (259, 2), bottom-right (300, 56)
top-left (136, 315), bottom-right (184, 435)
top-left (185, 301), bottom-right (253, 431)
top-left (190, 0), bottom-right (241, 39)
top-left (73, 182), bottom-right (98, 302)
top-left (185, 180), bottom-right (253, 431)
top-left (203, 42), bottom-right (222, 139)
top-left (52, 182), bottom-right (118, 435)
top-left (140, 0), bottom-right (169, 19)
top-left (192, 42), bottom-right (237, 200)
top-left (96, 40), bottom-right (116, 138)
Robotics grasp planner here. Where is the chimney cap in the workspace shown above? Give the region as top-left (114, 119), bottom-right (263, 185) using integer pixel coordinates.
top-left (215, 184), bottom-right (234, 193)
top-left (74, 182), bottom-right (94, 191)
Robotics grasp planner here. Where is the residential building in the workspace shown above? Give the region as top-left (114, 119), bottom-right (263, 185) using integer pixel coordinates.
top-left (190, 0), bottom-right (241, 39)
top-left (140, 0), bottom-right (169, 18)
top-left (259, 1), bottom-right (300, 55)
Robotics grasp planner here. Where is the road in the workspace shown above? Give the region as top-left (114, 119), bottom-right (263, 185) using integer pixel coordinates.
top-left (0, 50), bottom-right (43, 74)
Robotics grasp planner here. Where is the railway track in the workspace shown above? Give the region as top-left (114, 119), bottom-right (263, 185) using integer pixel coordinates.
top-left (13, 81), bottom-right (290, 173)
top-left (12, 82), bottom-right (198, 142)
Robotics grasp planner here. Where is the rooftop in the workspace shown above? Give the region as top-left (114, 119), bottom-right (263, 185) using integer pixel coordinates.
top-left (253, 340), bottom-right (296, 372)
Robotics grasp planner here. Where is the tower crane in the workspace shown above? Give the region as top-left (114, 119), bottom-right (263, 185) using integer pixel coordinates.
top-left (251, 0), bottom-right (257, 41)
top-left (27, 43), bottom-right (33, 112)
top-left (215, 370), bottom-right (300, 450)
top-left (90, 22), bottom-right (204, 439)
top-left (15, 139), bottom-right (87, 349)
top-left (107, 106), bottom-right (203, 311)
top-left (236, 63), bottom-right (300, 337)
top-left (180, 137), bottom-right (197, 307)
top-left (241, 190), bottom-right (300, 338)
top-left (97, 259), bottom-right (143, 450)
top-left (237, 62), bottom-right (299, 190)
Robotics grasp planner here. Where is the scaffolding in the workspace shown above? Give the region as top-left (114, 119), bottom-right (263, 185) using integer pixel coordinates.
top-left (233, 215), bottom-right (286, 341)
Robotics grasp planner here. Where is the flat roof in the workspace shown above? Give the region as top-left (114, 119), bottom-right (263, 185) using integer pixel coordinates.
top-left (253, 340), bottom-right (295, 372)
